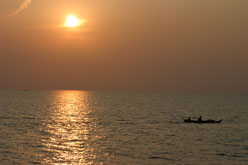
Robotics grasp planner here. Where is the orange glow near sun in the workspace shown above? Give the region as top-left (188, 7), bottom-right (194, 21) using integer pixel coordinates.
top-left (65, 15), bottom-right (82, 28)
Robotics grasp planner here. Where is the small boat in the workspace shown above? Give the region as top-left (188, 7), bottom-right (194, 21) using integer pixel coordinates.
top-left (184, 118), bottom-right (223, 124)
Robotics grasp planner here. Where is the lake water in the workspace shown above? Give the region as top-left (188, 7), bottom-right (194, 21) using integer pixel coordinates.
top-left (0, 90), bottom-right (248, 164)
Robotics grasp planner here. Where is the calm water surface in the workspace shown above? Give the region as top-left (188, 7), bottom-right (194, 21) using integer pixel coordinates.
top-left (0, 90), bottom-right (248, 164)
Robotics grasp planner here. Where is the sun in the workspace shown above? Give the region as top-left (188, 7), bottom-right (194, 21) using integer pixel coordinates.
top-left (65, 15), bottom-right (81, 28)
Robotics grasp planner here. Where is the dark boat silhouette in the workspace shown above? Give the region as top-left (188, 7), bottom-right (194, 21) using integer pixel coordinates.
top-left (184, 118), bottom-right (223, 124)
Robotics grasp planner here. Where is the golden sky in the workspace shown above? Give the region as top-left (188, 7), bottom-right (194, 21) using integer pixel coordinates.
top-left (0, 0), bottom-right (248, 92)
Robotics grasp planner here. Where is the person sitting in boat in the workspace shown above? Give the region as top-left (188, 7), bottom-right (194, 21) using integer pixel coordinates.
top-left (188, 117), bottom-right (191, 121)
top-left (198, 116), bottom-right (202, 122)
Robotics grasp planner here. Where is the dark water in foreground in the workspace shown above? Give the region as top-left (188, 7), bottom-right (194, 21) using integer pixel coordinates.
top-left (0, 90), bottom-right (248, 164)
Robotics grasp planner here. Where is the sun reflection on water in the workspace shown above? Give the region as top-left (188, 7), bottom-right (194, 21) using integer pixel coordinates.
top-left (40, 90), bottom-right (99, 164)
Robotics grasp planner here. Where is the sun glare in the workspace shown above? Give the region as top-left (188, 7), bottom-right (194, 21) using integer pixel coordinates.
top-left (65, 15), bottom-right (81, 28)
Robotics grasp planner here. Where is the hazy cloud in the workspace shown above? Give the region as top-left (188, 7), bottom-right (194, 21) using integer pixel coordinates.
top-left (9, 0), bottom-right (32, 16)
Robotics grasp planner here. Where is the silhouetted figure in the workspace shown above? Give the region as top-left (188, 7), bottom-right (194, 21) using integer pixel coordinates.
top-left (188, 117), bottom-right (191, 121)
top-left (198, 116), bottom-right (202, 122)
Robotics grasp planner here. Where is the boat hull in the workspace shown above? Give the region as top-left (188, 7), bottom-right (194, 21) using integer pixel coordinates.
top-left (184, 119), bottom-right (223, 124)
